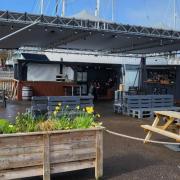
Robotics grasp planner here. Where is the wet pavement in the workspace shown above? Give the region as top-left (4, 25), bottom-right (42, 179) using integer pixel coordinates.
top-left (0, 100), bottom-right (31, 123)
top-left (0, 100), bottom-right (180, 180)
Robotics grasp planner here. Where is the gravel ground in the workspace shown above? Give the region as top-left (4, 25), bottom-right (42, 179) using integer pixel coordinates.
top-left (0, 100), bottom-right (179, 180)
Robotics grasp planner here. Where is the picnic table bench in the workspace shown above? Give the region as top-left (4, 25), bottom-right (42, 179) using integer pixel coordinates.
top-left (141, 111), bottom-right (180, 143)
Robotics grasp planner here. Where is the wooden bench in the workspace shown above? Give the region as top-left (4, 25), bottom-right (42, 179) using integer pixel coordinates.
top-left (48, 96), bottom-right (80, 112)
top-left (141, 125), bottom-right (180, 141)
top-left (48, 96), bottom-right (80, 118)
top-left (30, 96), bottom-right (48, 117)
top-left (141, 111), bottom-right (180, 143)
top-left (29, 96), bottom-right (94, 118)
top-left (0, 90), bottom-right (6, 108)
top-left (48, 96), bottom-right (94, 117)
top-left (79, 96), bottom-right (94, 108)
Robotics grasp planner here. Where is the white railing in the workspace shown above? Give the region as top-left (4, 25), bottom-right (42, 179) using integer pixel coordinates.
top-left (0, 70), bottom-right (14, 80)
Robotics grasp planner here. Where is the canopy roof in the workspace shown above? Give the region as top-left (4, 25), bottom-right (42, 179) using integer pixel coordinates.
top-left (1, 11), bottom-right (180, 55)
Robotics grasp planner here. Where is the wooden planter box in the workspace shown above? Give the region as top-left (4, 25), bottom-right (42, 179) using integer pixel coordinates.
top-left (0, 128), bottom-right (104, 180)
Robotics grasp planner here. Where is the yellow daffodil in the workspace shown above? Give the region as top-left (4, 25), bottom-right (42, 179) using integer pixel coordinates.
top-left (96, 114), bottom-right (101, 118)
top-left (83, 108), bottom-right (85, 111)
top-left (85, 106), bottom-right (94, 114)
top-left (53, 111), bottom-right (57, 116)
top-left (58, 102), bottom-right (61, 106)
top-left (55, 106), bottom-right (60, 111)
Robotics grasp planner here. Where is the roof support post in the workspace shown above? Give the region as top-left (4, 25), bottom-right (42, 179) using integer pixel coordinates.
top-left (138, 57), bottom-right (147, 92)
top-left (0, 21), bottom-right (39, 43)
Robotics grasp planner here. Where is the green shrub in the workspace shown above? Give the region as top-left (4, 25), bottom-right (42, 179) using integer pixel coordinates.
top-left (15, 113), bottom-right (38, 132)
top-left (0, 119), bottom-right (16, 134)
top-left (72, 115), bottom-right (94, 129)
top-left (55, 116), bottom-right (71, 130)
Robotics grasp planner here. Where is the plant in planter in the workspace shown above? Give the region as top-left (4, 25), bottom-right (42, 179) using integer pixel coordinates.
top-left (0, 104), bottom-right (104, 180)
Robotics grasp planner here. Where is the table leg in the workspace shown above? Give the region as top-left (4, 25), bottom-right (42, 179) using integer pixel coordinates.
top-left (162, 117), bottom-right (174, 130)
top-left (144, 115), bottom-right (160, 143)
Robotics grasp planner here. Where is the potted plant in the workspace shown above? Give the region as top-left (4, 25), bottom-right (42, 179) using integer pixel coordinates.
top-left (0, 105), bottom-right (104, 180)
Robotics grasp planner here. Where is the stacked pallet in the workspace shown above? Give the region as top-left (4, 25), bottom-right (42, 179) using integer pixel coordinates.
top-left (114, 94), bottom-right (180, 119)
top-left (129, 95), bottom-right (180, 118)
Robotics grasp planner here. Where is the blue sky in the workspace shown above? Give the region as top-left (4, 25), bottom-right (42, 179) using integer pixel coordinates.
top-left (0, 0), bottom-right (180, 30)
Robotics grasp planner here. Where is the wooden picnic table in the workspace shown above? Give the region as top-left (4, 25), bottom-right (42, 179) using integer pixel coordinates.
top-left (141, 111), bottom-right (180, 143)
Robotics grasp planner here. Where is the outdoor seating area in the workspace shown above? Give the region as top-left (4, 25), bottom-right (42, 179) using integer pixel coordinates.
top-left (1, 1), bottom-right (180, 179)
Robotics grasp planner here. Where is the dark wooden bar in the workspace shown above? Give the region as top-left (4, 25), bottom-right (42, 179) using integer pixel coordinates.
top-left (17, 81), bottom-right (77, 101)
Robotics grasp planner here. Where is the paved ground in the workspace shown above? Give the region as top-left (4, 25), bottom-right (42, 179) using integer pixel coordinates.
top-left (0, 101), bottom-right (180, 180)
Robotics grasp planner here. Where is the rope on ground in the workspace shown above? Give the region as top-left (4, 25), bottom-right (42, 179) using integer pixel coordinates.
top-left (105, 129), bottom-right (180, 145)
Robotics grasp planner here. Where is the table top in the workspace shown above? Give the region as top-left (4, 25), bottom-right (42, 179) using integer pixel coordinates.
top-left (154, 111), bottom-right (180, 119)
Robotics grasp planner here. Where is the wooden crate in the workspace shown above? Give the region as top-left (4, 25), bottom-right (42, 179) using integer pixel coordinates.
top-left (0, 128), bottom-right (104, 180)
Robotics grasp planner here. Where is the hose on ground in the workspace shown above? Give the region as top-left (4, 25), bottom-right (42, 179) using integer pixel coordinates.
top-left (105, 129), bottom-right (180, 145)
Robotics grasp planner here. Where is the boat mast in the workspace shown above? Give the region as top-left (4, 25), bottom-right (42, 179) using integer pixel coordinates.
top-left (112, 0), bottom-right (114, 21)
top-left (61, 0), bottom-right (66, 17)
top-left (95, 0), bottom-right (100, 17)
top-left (40, 0), bottom-right (44, 14)
top-left (174, 0), bottom-right (177, 29)
top-left (55, 0), bottom-right (59, 16)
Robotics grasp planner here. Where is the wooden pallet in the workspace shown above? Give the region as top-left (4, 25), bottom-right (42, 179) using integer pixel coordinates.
top-left (130, 106), bottom-right (180, 119)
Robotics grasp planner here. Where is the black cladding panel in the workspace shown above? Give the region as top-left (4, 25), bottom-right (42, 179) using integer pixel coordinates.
top-left (22, 53), bottom-right (49, 61)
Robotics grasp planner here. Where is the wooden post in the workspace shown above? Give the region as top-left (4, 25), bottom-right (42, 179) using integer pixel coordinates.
top-left (95, 130), bottom-right (103, 180)
top-left (43, 134), bottom-right (50, 180)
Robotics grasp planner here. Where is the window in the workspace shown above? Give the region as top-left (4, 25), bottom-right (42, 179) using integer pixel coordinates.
top-left (77, 72), bottom-right (87, 82)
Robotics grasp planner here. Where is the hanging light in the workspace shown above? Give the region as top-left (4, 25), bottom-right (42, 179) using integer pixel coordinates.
top-left (160, 39), bottom-right (163, 45)
top-left (113, 35), bottom-right (118, 38)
